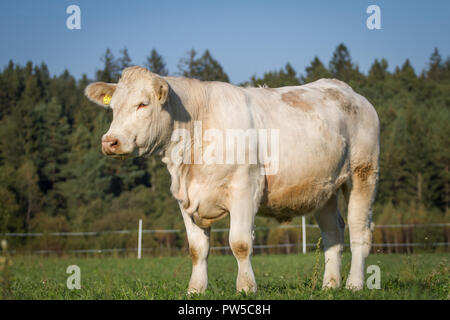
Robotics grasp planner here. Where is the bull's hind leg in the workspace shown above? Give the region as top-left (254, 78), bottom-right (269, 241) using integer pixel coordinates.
top-left (345, 163), bottom-right (378, 290)
top-left (314, 195), bottom-right (345, 288)
top-left (180, 205), bottom-right (210, 294)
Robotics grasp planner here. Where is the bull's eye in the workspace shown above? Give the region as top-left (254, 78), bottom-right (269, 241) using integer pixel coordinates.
top-left (137, 103), bottom-right (149, 110)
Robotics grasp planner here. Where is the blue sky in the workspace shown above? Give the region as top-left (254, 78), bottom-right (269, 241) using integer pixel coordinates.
top-left (0, 0), bottom-right (449, 84)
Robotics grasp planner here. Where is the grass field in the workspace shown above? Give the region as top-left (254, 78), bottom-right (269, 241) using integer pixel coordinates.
top-left (2, 252), bottom-right (449, 300)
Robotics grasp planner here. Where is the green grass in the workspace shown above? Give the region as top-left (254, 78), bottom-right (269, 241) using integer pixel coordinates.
top-left (2, 252), bottom-right (449, 300)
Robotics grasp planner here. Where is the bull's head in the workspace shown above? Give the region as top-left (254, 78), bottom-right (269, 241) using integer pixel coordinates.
top-left (84, 66), bottom-right (172, 158)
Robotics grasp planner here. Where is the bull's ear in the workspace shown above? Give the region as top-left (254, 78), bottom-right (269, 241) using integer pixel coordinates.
top-left (153, 77), bottom-right (169, 105)
top-left (84, 82), bottom-right (117, 107)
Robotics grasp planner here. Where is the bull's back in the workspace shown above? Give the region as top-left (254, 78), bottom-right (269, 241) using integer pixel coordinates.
top-left (248, 79), bottom-right (379, 219)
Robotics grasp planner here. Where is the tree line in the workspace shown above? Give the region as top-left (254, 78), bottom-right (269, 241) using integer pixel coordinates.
top-left (0, 44), bottom-right (448, 254)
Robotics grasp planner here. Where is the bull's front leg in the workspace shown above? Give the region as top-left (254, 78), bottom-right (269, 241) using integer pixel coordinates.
top-left (180, 204), bottom-right (210, 294)
top-left (228, 188), bottom-right (259, 293)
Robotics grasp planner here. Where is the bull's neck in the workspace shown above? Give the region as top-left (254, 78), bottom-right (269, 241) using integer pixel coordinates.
top-left (160, 77), bottom-right (209, 165)
top-left (167, 77), bottom-right (209, 128)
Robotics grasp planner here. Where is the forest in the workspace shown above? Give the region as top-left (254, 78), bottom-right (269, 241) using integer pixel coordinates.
top-left (0, 44), bottom-right (448, 254)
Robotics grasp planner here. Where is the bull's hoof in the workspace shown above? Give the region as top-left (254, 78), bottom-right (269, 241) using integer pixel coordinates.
top-left (345, 277), bottom-right (364, 291)
top-left (322, 277), bottom-right (341, 289)
top-left (187, 287), bottom-right (206, 295)
top-left (187, 282), bottom-right (207, 295)
top-left (236, 286), bottom-right (257, 294)
top-left (236, 280), bottom-right (257, 293)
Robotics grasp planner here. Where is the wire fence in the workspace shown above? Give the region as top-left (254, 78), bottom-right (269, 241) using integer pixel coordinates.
top-left (5, 223), bottom-right (449, 237)
top-left (2, 222), bottom-right (449, 256)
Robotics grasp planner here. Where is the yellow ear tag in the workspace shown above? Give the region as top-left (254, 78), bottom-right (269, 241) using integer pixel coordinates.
top-left (103, 94), bottom-right (112, 105)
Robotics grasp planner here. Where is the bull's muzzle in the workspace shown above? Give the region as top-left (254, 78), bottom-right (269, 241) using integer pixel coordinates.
top-left (101, 135), bottom-right (121, 155)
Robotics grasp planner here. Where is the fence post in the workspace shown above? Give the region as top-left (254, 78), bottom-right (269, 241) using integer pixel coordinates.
top-left (138, 219), bottom-right (142, 260)
top-left (302, 216), bottom-right (306, 254)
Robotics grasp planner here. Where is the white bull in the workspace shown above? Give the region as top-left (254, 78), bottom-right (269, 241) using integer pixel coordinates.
top-left (85, 66), bottom-right (380, 293)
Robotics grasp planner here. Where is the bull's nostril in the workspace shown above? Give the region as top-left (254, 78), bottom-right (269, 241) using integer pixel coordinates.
top-left (102, 136), bottom-right (120, 153)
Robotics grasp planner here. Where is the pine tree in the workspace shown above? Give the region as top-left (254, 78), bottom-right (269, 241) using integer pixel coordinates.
top-left (178, 49), bottom-right (229, 82)
top-left (118, 47), bottom-right (133, 70)
top-left (329, 43), bottom-right (364, 86)
top-left (394, 59), bottom-right (417, 92)
top-left (301, 56), bottom-right (332, 83)
top-left (145, 49), bottom-right (168, 76)
top-left (96, 48), bottom-right (120, 82)
top-left (426, 47), bottom-right (444, 81)
top-left (368, 58), bottom-right (389, 82)
top-left (329, 44), bottom-right (353, 81)
top-left (50, 69), bottom-right (79, 124)
top-left (444, 57), bottom-right (450, 80)
top-left (250, 63), bottom-right (300, 87)
top-left (16, 160), bottom-right (40, 230)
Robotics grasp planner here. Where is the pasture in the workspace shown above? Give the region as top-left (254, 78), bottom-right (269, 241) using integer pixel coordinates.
top-left (3, 252), bottom-right (448, 300)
